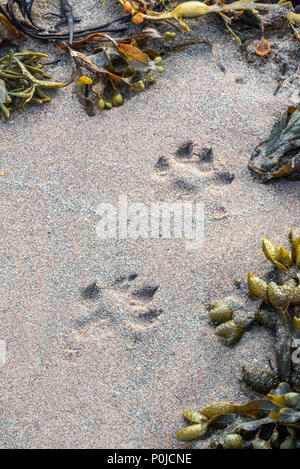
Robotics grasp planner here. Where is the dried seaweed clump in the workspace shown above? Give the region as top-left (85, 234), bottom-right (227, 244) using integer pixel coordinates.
top-left (208, 229), bottom-right (300, 393)
top-left (243, 229), bottom-right (300, 395)
top-left (0, 47), bottom-right (66, 121)
top-left (0, 0), bottom-right (128, 42)
top-left (177, 382), bottom-right (300, 448)
top-left (249, 105), bottom-right (300, 181)
top-left (118, 0), bottom-right (300, 55)
top-left (68, 28), bottom-right (174, 115)
top-left (176, 229), bottom-right (300, 448)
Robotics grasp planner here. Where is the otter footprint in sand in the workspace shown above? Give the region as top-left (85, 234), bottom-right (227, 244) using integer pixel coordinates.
top-left (107, 273), bottom-right (163, 331)
top-left (154, 141), bottom-right (235, 193)
top-left (171, 141), bottom-right (215, 176)
top-left (176, 142), bottom-right (214, 172)
top-left (81, 281), bottom-right (100, 301)
top-left (67, 274), bottom-right (162, 357)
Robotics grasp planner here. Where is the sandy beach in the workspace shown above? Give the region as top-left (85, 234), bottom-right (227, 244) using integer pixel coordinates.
top-left (0, 0), bottom-right (299, 448)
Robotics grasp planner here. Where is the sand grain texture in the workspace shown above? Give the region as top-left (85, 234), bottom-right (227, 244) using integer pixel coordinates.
top-left (0, 0), bottom-right (299, 448)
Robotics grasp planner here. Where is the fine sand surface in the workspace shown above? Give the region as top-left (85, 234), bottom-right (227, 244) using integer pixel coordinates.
top-left (0, 0), bottom-right (299, 448)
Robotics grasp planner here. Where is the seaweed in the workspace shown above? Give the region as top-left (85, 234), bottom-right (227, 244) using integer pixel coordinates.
top-left (1, 1), bottom-right (299, 118)
top-left (51, 0), bottom-right (81, 46)
top-left (67, 28), bottom-right (172, 114)
top-left (176, 229), bottom-right (300, 448)
top-left (117, 0), bottom-right (300, 54)
top-left (1, 0), bottom-right (299, 53)
top-left (249, 105), bottom-right (300, 181)
top-left (0, 0), bottom-right (129, 40)
top-left (0, 23), bottom-right (175, 119)
top-left (177, 384), bottom-right (300, 448)
top-left (0, 10), bottom-right (25, 39)
top-left (0, 46), bottom-right (68, 121)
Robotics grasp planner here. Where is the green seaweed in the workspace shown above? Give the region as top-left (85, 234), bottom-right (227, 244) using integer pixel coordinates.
top-left (249, 106), bottom-right (300, 181)
top-left (69, 28), bottom-right (173, 115)
top-left (177, 229), bottom-right (300, 449)
top-left (0, 47), bottom-right (67, 121)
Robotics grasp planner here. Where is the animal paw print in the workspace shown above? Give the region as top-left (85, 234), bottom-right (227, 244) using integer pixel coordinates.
top-left (68, 273), bottom-right (163, 358)
top-left (154, 140), bottom-right (235, 194)
top-left (108, 273), bottom-right (162, 331)
top-left (175, 141), bottom-right (214, 173)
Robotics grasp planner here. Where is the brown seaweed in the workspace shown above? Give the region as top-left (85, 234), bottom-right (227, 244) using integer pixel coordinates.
top-left (0, 46), bottom-right (67, 121)
top-left (176, 229), bottom-right (300, 448)
top-left (249, 106), bottom-right (300, 181)
top-left (0, 0), bottom-right (129, 41)
top-left (177, 382), bottom-right (300, 448)
top-left (68, 28), bottom-right (171, 115)
top-left (117, 0), bottom-right (300, 53)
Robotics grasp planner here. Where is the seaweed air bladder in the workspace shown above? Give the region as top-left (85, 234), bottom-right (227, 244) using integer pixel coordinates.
top-left (176, 229), bottom-right (300, 449)
top-left (119, 0), bottom-right (300, 53)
